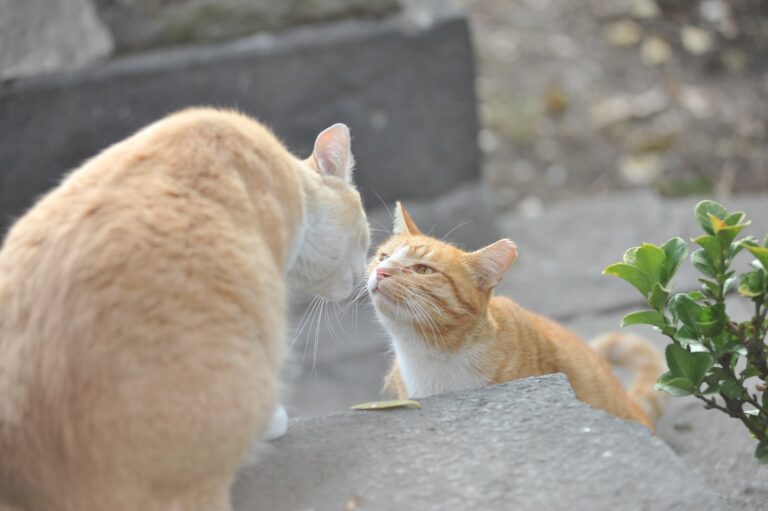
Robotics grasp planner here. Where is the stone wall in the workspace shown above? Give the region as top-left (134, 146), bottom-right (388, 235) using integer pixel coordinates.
top-left (0, 0), bottom-right (480, 230)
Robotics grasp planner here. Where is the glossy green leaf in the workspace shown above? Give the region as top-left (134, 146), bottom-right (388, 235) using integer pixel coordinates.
top-left (674, 325), bottom-right (700, 342)
top-left (738, 271), bottom-right (765, 298)
top-left (655, 372), bottom-right (696, 397)
top-left (692, 234), bottom-right (722, 266)
top-left (665, 344), bottom-right (713, 387)
top-left (696, 304), bottom-right (726, 337)
top-left (716, 222), bottom-right (749, 247)
top-left (724, 212), bottom-right (746, 226)
top-left (621, 310), bottom-right (666, 328)
top-left (709, 213), bottom-right (749, 247)
top-left (719, 379), bottom-right (742, 400)
top-left (649, 283), bottom-right (670, 310)
top-left (698, 278), bottom-right (720, 299)
top-left (661, 237), bottom-right (688, 285)
top-left (746, 246), bottom-right (768, 271)
top-left (603, 263), bottom-right (651, 297)
top-left (695, 200), bottom-right (727, 235)
top-left (669, 294), bottom-right (705, 330)
top-left (634, 243), bottom-right (666, 285)
top-left (691, 249), bottom-right (717, 278)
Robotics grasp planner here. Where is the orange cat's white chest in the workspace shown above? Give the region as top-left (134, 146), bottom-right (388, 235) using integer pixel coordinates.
top-left (385, 323), bottom-right (488, 398)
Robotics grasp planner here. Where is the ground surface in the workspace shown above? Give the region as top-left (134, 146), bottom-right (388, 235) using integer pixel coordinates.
top-left (282, 188), bottom-right (768, 511)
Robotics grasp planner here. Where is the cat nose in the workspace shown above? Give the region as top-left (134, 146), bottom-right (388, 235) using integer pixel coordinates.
top-left (376, 268), bottom-right (392, 280)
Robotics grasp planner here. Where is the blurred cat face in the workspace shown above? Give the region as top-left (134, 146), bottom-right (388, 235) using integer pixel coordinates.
top-left (300, 181), bottom-right (369, 302)
top-left (287, 124), bottom-right (369, 302)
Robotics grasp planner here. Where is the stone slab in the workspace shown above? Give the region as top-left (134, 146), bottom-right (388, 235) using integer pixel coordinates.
top-left (94, 0), bottom-right (400, 53)
top-left (233, 375), bottom-right (729, 511)
top-left (0, 0), bottom-right (479, 231)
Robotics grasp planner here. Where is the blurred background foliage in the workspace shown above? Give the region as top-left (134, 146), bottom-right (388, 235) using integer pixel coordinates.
top-left (461, 0), bottom-right (768, 213)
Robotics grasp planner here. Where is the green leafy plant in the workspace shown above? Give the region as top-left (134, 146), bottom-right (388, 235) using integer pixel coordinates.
top-left (604, 200), bottom-right (768, 461)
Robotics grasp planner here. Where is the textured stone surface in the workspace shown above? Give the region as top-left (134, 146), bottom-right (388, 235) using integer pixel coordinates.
top-left (94, 0), bottom-right (400, 52)
top-left (233, 375), bottom-right (729, 511)
top-left (0, 0), bottom-right (113, 80)
top-left (0, 0), bottom-right (479, 231)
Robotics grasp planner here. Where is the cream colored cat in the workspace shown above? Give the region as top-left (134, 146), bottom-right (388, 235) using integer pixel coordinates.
top-left (0, 108), bottom-right (369, 511)
top-left (368, 203), bottom-right (666, 429)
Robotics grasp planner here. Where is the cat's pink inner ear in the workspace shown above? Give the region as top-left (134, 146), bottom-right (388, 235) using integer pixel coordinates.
top-left (312, 123), bottom-right (353, 181)
top-left (471, 239), bottom-right (518, 290)
top-left (393, 202), bottom-right (422, 235)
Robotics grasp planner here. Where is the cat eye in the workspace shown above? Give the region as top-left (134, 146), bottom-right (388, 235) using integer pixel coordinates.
top-left (378, 253), bottom-right (389, 261)
top-left (413, 264), bottom-right (435, 275)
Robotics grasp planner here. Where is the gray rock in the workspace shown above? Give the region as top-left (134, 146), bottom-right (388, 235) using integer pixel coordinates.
top-left (0, 0), bottom-right (479, 231)
top-left (94, 0), bottom-right (400, 52)
top-left (233, 374), bottom-right (730, 511)
top-left (0, 0), bottom-right (113, 80)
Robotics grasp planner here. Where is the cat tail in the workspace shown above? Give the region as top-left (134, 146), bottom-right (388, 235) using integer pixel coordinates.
top-left (589, 332), bottom-right (669, 423)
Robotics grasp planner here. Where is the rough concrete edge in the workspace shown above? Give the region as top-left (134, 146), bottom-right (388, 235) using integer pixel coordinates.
top-left (236, 373), bottom-right (733, 511)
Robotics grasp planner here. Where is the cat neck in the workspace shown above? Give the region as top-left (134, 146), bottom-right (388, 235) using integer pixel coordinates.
top-left (380, 314), bottom-right (492, 398)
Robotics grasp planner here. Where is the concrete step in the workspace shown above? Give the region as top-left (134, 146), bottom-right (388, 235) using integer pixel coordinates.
top-left (234, 375), bottom-right (730, 511)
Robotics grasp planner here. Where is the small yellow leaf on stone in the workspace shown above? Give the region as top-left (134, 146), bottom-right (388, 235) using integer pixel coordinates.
top-left (681, 26), bottom-right (713, 55)
top-left (604, 19), bottom-right (643, 47)
top-left (641, 36), bottom-right (671, 65)
top-left (350, 399), bottom-right (422, 410)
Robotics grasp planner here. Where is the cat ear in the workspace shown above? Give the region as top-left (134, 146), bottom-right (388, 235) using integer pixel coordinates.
top-left (393, 202), bottom-right (422, 236)
top-left (311, 123), bottom-right (354, 182)
top-left (470, 239), bottom-right (518, 290)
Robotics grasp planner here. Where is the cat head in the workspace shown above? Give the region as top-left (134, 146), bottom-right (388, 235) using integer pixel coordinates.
top-left (288, 123), bottom-right (369, 302)
top-left (367, 202), bottom-right (516, 345)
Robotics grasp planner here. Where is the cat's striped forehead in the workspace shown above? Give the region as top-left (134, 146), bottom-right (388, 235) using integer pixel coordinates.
top-left (378, 236), bottom-right (461, 266)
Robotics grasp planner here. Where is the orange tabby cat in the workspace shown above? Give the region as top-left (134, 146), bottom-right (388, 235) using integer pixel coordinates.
top-left (368, 203), bottom-right (665, 429)
top-left (0, 108), bottom-right (369, 511)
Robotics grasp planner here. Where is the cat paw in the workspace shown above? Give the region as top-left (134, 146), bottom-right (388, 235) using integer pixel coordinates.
top-left (263, 404), bottom-right (288, 441)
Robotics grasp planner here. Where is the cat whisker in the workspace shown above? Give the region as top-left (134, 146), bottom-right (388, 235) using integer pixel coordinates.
top-left (299, 296), bottom-right (324, 363)
top-left (441, 220), bottom-right (472, 242)
top-left (310, 298), bottom-right (327, 379)
top-left (290, 295), bottom-right (321, 350)
top-left (371, 188), bottom-right (393, 221)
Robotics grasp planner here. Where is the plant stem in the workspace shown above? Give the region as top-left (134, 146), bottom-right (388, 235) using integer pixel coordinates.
top-left (696, 394), bottom-right (765, 439)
